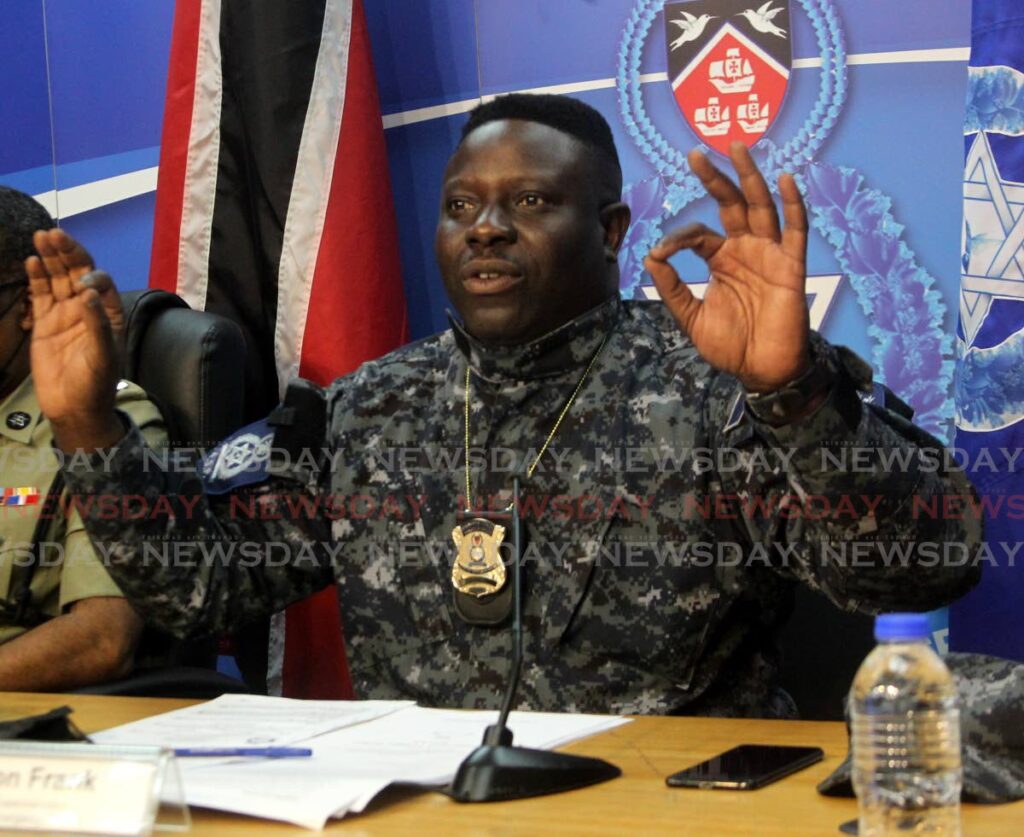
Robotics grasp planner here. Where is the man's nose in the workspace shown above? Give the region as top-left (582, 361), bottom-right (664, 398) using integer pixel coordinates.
top-left (466, 204), bottom-right (516, 247)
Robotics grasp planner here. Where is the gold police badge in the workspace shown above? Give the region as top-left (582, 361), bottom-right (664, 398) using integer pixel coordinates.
top-left (451, 518), bottom-right (507, 598)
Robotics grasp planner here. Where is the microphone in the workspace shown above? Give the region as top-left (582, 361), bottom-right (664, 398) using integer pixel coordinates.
top-left (448, 476), bottom-right (621, 802)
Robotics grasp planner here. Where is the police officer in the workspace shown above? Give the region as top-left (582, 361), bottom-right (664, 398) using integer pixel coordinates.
top-left (26, 95), bottom-right (982, 715)
top-left (0, 186), bottom-right (165, 690)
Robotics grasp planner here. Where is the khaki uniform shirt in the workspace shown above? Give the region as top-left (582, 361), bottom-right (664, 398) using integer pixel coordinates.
top-left (0, 376), bottom-right (165, 643)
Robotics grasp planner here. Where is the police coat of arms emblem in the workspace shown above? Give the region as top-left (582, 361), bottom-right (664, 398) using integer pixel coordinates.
top-left (664, 0), bottom-right (792, 155)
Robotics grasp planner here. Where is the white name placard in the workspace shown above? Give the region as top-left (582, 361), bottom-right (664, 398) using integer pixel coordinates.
top-left (0, 742), bottom-right (174, 835)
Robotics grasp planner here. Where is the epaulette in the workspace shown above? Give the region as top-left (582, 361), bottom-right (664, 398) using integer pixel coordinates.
top-left (857, 381), bottom-right (915, 420)
top-left (827, 346), bottom-right (913, 421)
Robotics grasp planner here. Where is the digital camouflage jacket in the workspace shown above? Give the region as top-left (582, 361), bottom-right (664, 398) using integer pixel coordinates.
top-left (819, 652), bottom-right (1024, 803)
top-left (63, 299), bottom-right (981, 716)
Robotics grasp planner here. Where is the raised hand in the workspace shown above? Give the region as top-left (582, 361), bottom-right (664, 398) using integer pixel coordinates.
top-left (644, 142), bottom-right (810, 393)
top-left (26, 229), bottom-right (125, 451)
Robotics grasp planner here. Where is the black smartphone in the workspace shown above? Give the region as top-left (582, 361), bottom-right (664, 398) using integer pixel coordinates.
top-left (665, 744), bottom-right (824, 790)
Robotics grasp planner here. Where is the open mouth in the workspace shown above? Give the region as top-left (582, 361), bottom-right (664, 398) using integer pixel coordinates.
top-left (462, 268), bottom-right (523, 295)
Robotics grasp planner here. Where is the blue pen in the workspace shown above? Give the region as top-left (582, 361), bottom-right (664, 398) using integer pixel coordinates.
top-left (173, 746), bottom-right (313, 758)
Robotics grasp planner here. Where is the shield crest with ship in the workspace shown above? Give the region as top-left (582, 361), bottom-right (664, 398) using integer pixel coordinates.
top-left (664, 0), bottom-right (792, 156)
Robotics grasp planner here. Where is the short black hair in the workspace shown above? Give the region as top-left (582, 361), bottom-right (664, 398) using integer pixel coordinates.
top-left (0, 186), bottom-right (54, 283)
top-left (460, 93), bottom-right (622, 196)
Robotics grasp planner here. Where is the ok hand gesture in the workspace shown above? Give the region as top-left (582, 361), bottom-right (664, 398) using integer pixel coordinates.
top-left (644, 143), bottom-right (810, 393)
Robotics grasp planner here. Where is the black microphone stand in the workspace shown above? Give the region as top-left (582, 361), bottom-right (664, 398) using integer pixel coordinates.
top-left (448, 476), bottom-right (621, 802)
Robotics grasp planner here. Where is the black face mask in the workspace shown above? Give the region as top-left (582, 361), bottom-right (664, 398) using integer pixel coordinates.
top-left (0, 286), bottom-right (29, 396)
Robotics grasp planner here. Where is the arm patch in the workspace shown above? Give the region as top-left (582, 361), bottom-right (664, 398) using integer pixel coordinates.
top-left (197, 419), bottom-right (274, 495)
top-left (198, 380), bottom-right (328, 495)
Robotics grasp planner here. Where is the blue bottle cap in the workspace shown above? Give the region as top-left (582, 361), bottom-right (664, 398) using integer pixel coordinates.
top-left (875, 613), bottom-right (930, 641)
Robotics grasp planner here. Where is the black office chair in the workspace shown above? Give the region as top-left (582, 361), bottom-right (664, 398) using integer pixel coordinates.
top-left (777, 585), bottom-right (875, 720)
top-left (121, 288), bottom-right (248, 449)
top-left (76, 289), bottom-right (251, 698)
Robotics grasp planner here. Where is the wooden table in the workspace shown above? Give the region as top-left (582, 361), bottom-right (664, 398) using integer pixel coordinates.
top-left (1, 693), bottom-right (1020, 835)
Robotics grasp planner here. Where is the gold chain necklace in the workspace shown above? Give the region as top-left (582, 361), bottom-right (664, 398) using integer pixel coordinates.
top-left (451, 333), bottom-right (609, 603)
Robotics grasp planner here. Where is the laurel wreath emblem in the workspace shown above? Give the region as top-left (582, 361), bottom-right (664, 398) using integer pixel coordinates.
top-left (616, 0), bottom-right (954, 439)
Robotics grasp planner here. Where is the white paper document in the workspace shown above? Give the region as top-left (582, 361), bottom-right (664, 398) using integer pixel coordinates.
top-left (95, 699), bottom-right (629, 829)
top-left (91, 693), bottom-right (412, 749)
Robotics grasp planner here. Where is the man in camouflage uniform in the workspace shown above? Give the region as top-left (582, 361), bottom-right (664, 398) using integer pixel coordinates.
top-left (28, 95), bottom-right (980, 715)
top-left (0, 187), bottom-right (166, 690)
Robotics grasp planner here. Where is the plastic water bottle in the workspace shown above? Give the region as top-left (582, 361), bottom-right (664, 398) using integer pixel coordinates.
top-left (851, 613), bottom-right (962, 835)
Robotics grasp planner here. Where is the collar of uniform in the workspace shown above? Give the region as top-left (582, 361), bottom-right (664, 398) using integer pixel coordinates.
top-left (0, 374), bottom-right (41, 445)
top-left (448, 296), bottom-right (622, 384)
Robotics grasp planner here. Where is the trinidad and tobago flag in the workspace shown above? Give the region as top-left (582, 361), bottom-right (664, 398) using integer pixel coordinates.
top-left (665, 0), bottom-right (792, 156)
top-left (149, 0), bottom-right (408, 699)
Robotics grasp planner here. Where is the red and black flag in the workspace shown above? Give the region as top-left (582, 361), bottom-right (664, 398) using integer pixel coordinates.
top-left (665, 0), bottom-right (792, 156)
top-left (150, 0), bottom-right (407, 419)
top-left (149, 0), bottom-right (408, 698)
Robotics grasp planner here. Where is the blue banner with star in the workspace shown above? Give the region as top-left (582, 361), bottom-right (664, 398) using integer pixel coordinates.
top-left (950, 0), bottom-right (1024, 661)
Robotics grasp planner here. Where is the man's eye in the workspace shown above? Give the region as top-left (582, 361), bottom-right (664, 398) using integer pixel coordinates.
top-left (517, 194), bottom-right (547, 208)
top-left (447, 198), bottom-right (472, 213)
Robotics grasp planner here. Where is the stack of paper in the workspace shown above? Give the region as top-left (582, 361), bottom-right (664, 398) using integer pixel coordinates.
top-left (93, 696), bottom-right (630, 829)
top-left (92, 694), bottom-right (412, 750)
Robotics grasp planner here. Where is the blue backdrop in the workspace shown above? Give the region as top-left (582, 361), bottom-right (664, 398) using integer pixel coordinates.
top-left (949, 0), bottom-right (1024, 661)
top-left (1, 0), bottom-right (976, 650)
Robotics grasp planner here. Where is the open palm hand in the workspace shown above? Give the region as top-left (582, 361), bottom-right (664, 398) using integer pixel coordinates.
top-left (26, 229), bottom-right (124, 449)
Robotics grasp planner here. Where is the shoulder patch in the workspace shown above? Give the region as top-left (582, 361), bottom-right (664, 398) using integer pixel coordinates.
top-left (858, 381), bottom-right (915, 420)
top-left (198, 418), bottom-right (274, 495)
top-left (859, 381), bottom-right (886, 407)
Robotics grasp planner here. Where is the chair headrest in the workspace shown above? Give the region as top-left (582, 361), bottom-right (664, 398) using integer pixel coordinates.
top-left (119, 288), bottom-right (246, 446)
top-left (121, 289), bottom-right (190, 381)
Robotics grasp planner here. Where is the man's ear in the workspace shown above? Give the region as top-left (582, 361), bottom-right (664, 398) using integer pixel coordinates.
top-left (599, 202), bottom-right (631, 263)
